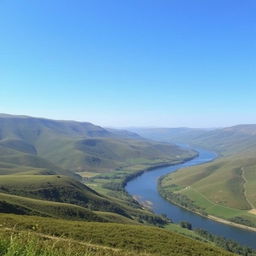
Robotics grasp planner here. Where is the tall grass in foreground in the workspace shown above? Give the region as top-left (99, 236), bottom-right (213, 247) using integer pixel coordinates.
top-left (0, 232), bottom-right (136, 256)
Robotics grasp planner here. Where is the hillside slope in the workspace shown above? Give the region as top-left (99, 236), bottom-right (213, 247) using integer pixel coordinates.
top-left (0, 174), bottom-right (133, 217)
top-left (160, 154), bottom-right (256, 228)
top-left (0, 214), bottom-right (235, 256)
top-left (0, 114), bottom-right (195, 173)
top-left (131, 125), bottom-right (256, 156)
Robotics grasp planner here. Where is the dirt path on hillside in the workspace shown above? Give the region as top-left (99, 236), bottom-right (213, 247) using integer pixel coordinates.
top-left (241, 167), bottom-right (255, 210)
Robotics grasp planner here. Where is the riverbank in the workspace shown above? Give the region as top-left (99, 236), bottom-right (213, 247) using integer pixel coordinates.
top-left (122, 153), bottom-right (198, 188)
top-left (208, 215), bottom-right (256, 232)
top-left (159, 191), bottom-right (256, 232)
top-left (158, 154), bottom-right (256, 232)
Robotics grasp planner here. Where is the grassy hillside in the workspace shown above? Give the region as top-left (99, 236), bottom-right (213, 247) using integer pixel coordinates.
top-left (0, 175), bottom-right (132, 217)
top-left (183, 125), bottom-right (256, 156)
top-left (0, 192), bottom-right (105, 221)
top-left (0, 214), bottom-right (235, 256)
top-left (0, 114), bottom-right (195, 173)
top-left (0, 174), bottom-right (171, 225)
top-left (160, 154), bottom-right (256, 228)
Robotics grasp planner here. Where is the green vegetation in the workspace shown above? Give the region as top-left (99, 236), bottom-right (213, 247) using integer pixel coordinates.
top-left (165, 223), bottom-right (256, 256)
top-left (180, 221), bottom-right (192, 230)
top-left (194, 229), bottom-right (256, 256)
top-left (0, 231), bottom-right (139, 256)
top-left (0, 173), bottom-right (170, 225)
top-left (159, 155), bottom-right (256, 227)
top-left (0, 214), bottom-right (235, 256)
top-left (0, 174), bottom-right (129, 216)
top-left (0, 192), bottom-right (105, 222)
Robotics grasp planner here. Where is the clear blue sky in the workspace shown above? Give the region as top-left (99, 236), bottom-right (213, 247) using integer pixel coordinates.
top-left (0, 0), bottom-right (255, 127)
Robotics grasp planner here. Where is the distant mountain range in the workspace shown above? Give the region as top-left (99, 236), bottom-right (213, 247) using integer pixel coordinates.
top-left (129, 125), bottom-right (256, 155)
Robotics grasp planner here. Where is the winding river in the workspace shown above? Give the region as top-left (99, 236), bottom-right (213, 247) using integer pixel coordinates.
top-left (125, 146), bottom-right (256, 249)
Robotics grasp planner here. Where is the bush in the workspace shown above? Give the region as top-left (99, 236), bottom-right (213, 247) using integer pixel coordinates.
top-left (180, 221), bottom-right (192, 230)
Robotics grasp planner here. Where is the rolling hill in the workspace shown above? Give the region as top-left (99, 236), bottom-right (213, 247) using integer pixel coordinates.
top-left (0, 114), bottom-right (194, 173)
top-left (0, 113), bottom-right (197, 226)
top-left (181, 125), bottom-right (256, 155)
top-left (132, 125), bottom-right (256, 156)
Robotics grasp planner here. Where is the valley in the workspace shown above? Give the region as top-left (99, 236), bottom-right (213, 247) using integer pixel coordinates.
top-left (135, 126), bottom-right (256, 231)
top-left (0, 114), bottom-right (256, 255)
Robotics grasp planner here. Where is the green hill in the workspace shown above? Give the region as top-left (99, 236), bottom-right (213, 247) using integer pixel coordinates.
top-left (177, 125), bottom-right (256, 156)
top-left (0, 114), bottom-right (194, 173)
top-left (0, 175), bottom-right (133, 217)
top-left (130, 125), bottom-right (256, 156)
top-left (0, 192), bottom-right (105, 221)
top-left (0, 174), bottom-right (170, 225)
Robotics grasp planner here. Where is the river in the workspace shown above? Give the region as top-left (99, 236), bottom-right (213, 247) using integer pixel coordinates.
top-left (125, 146), bottom-right (256, 249)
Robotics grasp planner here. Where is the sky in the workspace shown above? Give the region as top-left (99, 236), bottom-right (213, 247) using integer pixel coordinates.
top-left (0, 0), bottom-right (255, 128)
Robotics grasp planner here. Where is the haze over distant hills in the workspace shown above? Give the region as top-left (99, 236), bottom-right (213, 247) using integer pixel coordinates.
top-left (130, 125), bottom-right (256, 155)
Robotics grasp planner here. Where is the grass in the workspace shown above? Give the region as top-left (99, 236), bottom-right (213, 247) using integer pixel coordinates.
top-left (164, 223), bottom-right (206, 241)
top-left (0, 213), bottom-right (235, 256)
top-left (0, 174), bottom-right (132, 217)
top-left (0, 231), bottom-right (138, 256)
